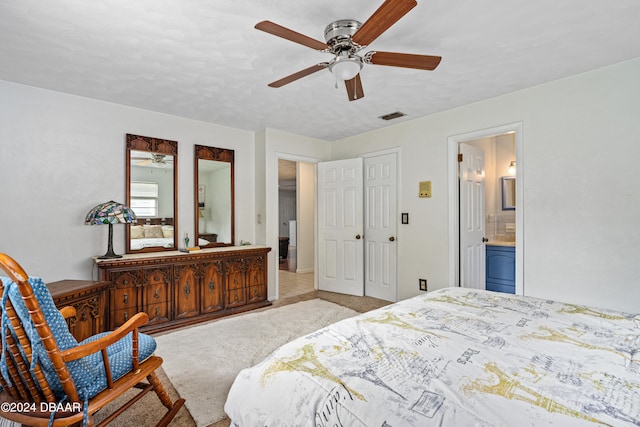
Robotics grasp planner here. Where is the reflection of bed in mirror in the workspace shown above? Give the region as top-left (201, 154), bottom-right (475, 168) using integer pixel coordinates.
top-left (130, 218), bottom-right (175, 250)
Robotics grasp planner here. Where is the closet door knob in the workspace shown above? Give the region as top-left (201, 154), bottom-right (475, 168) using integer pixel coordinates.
top-left (389, 236), bottom-right (395, 242)
top-left (482, 237), bottom-right (489, 243)
top-left (355, 234), bottom-right (361, 240)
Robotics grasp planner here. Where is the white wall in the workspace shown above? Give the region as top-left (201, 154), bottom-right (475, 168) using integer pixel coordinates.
top-left (0, 80), bottom-right (255, 282)
top-left (296, 162), bottom-right (315, 274)
top-left (332, 58), bottom-right (640, 313)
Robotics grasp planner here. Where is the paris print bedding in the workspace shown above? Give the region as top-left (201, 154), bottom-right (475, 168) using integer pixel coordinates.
top-left (224, 287), bottom-right (640, 426)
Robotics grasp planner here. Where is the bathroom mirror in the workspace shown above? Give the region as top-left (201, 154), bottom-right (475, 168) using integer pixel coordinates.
top-left (125, 134), bottom-right (178, 253)
top-left (501, 176), bottom-right (516, 210)
top-left (194, 145), bottom-right (234, 247)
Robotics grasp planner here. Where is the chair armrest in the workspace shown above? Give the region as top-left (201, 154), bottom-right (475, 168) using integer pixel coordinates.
top-left (61, 312), bottom-right (149, 362)
top-left (59, 306), bottom-right (76, 320)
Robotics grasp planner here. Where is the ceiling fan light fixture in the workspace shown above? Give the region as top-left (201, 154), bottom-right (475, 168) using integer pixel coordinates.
top-left (329, 55), bottom-right (363, 81)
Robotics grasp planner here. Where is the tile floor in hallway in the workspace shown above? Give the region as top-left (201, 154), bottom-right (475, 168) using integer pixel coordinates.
top-left (278, 270), bottom-right (314, 299)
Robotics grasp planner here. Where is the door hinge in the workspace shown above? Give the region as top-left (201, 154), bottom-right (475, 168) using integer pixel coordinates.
top-left (458, 153), bottom-right (463, 162)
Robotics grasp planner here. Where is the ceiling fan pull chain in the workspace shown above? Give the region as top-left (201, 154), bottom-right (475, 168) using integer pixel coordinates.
top-left (334, 74), bottom-right (339, 89)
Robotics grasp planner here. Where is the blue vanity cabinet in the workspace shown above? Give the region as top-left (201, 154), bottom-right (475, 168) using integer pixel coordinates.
top-left (486, 245), bottom-right (515, 294)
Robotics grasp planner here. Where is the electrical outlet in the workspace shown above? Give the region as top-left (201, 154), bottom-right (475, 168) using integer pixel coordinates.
top-left (419, 279), bottom-right (427, 291)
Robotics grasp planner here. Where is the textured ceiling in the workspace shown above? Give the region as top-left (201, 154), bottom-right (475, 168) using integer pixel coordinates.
top-left (1, 1), bottom-right (639, 141)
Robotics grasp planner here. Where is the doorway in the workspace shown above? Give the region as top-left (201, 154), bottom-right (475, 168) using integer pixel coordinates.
top-left (277, 158), bottom-right (315, 299)
top-left (448, 123), bottom-right (524, 294)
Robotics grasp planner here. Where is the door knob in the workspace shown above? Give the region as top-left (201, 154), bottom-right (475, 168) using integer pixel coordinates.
top-left (482, 237), bottom-right (489, 243)
top-left (355, 234), bottom-right (361, 240)
top-left (389, 236), bottom-right (395, 242)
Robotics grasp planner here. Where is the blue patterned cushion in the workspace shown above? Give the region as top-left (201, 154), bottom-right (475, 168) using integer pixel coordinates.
top-left (74, 331), bottom-right (157, 398)
top-left (1, 277), bottom-right (156, 400)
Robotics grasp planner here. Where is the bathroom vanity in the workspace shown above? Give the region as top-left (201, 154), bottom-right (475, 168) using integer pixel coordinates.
top-left (486, 243), bottom-right (515, 294)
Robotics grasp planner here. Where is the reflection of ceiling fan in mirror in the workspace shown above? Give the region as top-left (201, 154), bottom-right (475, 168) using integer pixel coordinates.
top-left (132, 154), bottom-right (174, 168)
top-left (255, 0), bottom-right (442, 101)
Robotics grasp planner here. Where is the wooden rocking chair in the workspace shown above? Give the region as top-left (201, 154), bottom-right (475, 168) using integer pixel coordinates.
top-left (0, 253), bottom-right (185, 426)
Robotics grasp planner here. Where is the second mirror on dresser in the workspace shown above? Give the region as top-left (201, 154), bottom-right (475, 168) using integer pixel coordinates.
top-left (194, 145), bottom-right (234, 247)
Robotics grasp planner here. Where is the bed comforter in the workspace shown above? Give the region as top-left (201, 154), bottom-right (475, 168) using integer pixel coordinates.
top-left (225, 287), bottom-right (640, 426)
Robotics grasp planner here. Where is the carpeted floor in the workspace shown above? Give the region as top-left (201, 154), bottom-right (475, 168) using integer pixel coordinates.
top-left (94, 290), bottom-right (391, 427)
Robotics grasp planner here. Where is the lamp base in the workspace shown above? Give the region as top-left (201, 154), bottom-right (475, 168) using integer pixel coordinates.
top-left (97, 253), bottom-right (123, 260)
top-left (98, 223), bottom-right (123, 259)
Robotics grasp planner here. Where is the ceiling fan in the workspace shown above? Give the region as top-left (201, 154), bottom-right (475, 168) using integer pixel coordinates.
top-left (255, 0), bottom-right (441, 101)
top-left (132, 154), bottom-right (174, 167)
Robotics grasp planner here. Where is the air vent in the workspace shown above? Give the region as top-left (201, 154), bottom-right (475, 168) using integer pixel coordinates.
top-left (379, 111), bottom-right (406, 121)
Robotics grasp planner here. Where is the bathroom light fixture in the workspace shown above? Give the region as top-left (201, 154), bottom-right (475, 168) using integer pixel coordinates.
top-left (508, 160), bottom-right (516, 175)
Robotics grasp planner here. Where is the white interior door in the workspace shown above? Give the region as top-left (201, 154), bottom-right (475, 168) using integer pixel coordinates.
top-left (459, 143), bottom-right (486, 289)
top-left (317, 158), bottom-right (364, 296)
top-left (364, 153), bottom-right (397, 302)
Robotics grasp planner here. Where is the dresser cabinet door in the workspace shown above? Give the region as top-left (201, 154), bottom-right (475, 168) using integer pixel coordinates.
top-left (246, 256), bottom-right (267, 304)
top-left (225, 258), bottom-right (246, 308)
top-left (200, 260), bottom-right (225, 314)
top-left (109, 270), bottom-right (140, 329)
top-left (68, 296), bottom-right (103, 342)
top-left (142, 267), bottom-right (172, 325)
top-left (174, 263), bottom-right (200, 319)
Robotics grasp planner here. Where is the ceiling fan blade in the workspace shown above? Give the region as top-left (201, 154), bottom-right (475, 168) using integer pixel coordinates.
top-left (366, 51), bottom-right (441, 70)
top-left (345, 74), bottom-right (365, 101)
top-left (352, 0), bottom-right (417, 47)
top-left (268, 63), bottom-right (329, 88)
top-left (255, 21), bottom-right (328, 51)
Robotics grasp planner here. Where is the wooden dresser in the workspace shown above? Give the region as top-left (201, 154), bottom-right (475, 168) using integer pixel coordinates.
top-left (94, 246), bottom-right (271, 334)
top-left (48, 279), bottom-right (110, 342)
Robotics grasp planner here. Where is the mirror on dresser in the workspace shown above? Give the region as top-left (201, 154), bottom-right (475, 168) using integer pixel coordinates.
top-left (194, 145), bottom-right (234, 247)
top-left (125, 134), bottom-right (178, 253)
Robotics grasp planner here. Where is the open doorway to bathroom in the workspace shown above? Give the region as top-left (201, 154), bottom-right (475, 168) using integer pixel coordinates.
top-left (448, 122), bottom-right (524, 295)
top-left (460, 134), bottom-right (516, 291)
top-left (277, 159), bottom-right (315, 298)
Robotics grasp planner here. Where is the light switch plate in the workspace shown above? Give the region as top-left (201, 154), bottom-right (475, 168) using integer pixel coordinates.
top-left (419, 181), bottom-right (432, 198)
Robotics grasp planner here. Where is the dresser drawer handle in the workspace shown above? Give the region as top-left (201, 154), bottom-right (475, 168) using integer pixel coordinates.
top-left (123, 311), bottom-right (129, 321)
top-left (154, 289), bottom-right (160, 299)
top-left (155, 307), bottom-right (160, 316)
top-left (123, 280), bottom-right (128, 285)
top-left (208, 280), bottom-right (215, 292)
top-left (123, 293), bottom-right (128, 304)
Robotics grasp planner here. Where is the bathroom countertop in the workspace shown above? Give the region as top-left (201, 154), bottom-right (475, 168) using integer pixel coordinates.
top-left (486, 241), bottom-right (515, 247)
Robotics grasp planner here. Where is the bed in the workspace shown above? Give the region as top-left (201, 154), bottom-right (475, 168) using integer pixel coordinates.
top-left (130, 220), bottom-right (176, 250)
top-left (224, 287), bottom-right (640, 426)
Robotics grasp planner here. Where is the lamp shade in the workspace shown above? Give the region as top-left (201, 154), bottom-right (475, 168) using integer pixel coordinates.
top-left (85, 201), bottom-right (136, 259)
top-left (85, 200), bottom-right (136, 225)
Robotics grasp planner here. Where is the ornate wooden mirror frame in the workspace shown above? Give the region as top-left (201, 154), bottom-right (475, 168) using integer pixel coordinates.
top-left (125, 133), bottom-right (178, 253)
top-left (194, 145), bottom-right (234, 247)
